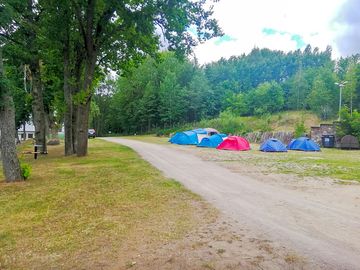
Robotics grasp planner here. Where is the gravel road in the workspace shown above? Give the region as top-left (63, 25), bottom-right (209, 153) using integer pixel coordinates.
top-left (103, 137), bottom-right (360, 270)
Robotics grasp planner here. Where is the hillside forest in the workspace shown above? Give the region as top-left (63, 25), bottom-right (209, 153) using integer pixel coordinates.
top-left (92, 46), bottom-right (360, 135)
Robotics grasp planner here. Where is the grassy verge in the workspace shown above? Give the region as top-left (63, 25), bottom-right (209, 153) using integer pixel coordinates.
top-left (0, 140), bottom-right (210, 269)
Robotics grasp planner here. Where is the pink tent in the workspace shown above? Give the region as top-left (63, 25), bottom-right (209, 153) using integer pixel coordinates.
top-left (216, 136), bottom-right (250, 151)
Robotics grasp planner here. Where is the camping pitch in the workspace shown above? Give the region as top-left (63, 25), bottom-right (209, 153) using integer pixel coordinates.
top-left (198, 134), bottom-right (224, 148)
top-left (260, 138), bottom-right (287, 152)
top-left (169, 131), bottom-right (199, 145)
top-left (217, 136), bottom-right (250, 151)
top-left (287, 137), bottom-right (320, 151)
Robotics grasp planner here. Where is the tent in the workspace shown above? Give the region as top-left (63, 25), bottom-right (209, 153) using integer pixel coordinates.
top-left (169, 131), bottom-right (199, 145)
top-left (341, 135), bottom-right (359, 149)
top-left (260, 138), bottom-right (287, 152)
top-left (192, 128), bottom-right (207, 134)
top-left (197, 134), bottom-right (224, 148)
top-left (217, 136), bottom-right (250, 151)
top-left (287, 137), bottom-right (320, 151)
top-left (204, 128), bottom-right (219, 136)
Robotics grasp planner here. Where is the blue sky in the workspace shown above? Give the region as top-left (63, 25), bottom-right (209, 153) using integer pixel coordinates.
top-left (193, 0), bottom-right (352, 64)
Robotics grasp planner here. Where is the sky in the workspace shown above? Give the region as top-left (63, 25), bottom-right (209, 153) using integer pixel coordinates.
top-left (193, 0), bottom-right (360, 64)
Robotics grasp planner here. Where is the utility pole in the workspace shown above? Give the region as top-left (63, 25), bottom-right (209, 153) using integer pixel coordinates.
top-left (335, 81), bottom-right (348, 121)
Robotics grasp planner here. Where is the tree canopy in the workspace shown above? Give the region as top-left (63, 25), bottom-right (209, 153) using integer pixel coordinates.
top-left (92, 47), bottom-right (360, 135)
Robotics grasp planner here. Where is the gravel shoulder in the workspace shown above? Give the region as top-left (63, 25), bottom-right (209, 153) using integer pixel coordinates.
top-left (103, 137), bottom-right (360, 270)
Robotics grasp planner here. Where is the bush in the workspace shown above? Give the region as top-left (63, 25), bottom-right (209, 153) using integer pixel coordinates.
top-left (294, 121), bottom-right (307, 138)
top-left (337, 108), bottom-right (360, 140)
top-left (21, 163), bottom-right (32, 180)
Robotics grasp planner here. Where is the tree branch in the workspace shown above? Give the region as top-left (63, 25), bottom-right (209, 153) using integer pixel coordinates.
top-left (71, 0), bottom-right (87, 47)
top-left (94, 7), bottom-right (116, 48)
top-left (0, 33), bottom-right (25, 47)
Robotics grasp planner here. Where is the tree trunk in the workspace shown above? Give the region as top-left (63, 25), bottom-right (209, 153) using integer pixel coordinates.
top-left (63, 36), bottom-right (74, 155)
top-left (76, 101), bottom-right (91, 156)
top-left (30, 61), bottom-right (47, 154)
top-left (72, 103), bottom-right (78, 153)
top-left (0, 49), bottom-right (23, 182)
top-left (75, 56), bottom-right (96, 157)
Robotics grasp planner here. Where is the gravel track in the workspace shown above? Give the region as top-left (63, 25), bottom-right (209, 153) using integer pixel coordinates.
top-left (103, 137), bottom-right (360, 270)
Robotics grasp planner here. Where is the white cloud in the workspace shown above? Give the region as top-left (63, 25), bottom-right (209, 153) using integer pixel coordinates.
top-left (193, 0), bottom-right (348, 64)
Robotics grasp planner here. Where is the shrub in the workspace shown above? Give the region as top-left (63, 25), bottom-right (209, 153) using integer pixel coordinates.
top-left (21, 163), bottom-right (32, 180)
top-left (294, 121), bottom-right (307, 138)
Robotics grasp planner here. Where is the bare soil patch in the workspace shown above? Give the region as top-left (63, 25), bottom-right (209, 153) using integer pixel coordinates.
top-left (114, 203), bottom-right (308, 270)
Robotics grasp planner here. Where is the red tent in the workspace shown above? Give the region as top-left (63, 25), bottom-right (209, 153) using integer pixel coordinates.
top-left (216, 136), bottom-right (250, 151)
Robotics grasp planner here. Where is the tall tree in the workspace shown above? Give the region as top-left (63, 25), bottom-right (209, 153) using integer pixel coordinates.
top-left (0, 47), bottom-right (23, 182)
top-left (1, 0), bottom-right (49, 154)
top-left (59, 0), bottom-right (222, 156)
top-left (308, 77), bottom-right (333, 120)
top-left (343, 60), bottom-right (359, 115)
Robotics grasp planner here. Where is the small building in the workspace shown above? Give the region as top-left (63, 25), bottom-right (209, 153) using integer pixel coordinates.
top-left (310, 123), bottom-right (336, 146)
top-left (18, 122), bottom-right (35, 141)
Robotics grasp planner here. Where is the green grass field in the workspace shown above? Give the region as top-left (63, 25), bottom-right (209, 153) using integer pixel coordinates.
top-left (0, 140), bottom-right (209, 269)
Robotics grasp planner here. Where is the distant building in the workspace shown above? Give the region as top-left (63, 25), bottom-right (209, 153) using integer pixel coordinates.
top-left (18, 122), bottom-right (35, 141)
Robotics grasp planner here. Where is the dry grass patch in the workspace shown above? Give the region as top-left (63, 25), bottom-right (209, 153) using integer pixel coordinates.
top-left (0, 139), bottom-right (208, 269)
top-left (193, 145), bottom-right (360, 182)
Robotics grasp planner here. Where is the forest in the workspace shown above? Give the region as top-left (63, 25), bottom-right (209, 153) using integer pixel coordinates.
top-left (92, 46), bottom-right (360, 135)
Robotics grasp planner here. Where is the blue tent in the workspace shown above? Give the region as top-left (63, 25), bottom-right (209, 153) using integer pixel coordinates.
top-left (169, 131), bottom-right (199, 145)
top-left (287, 137), bottom-right (320, 151)
top-left (260, 138), bottom-right (287, 152)
top-left (192, 128), bottom-right (207, 134)
top-left (197, 134), bottom-right (224, 148)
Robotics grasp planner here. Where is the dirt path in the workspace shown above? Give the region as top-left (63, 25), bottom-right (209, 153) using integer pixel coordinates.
top-left (103, 138), bottom-right (360, 270)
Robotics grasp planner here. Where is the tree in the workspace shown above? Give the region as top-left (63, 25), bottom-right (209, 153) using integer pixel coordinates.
top-left (343, 60), bottom-right (358, 115)
top-left (0, 47), bottom-right (23, 182)
top-left (246, 81), bottom-right (284, 115)
top-left (337, 108), bottom-right (360, 140)
top-left (1, 0), bottom-right (50, 154)
top-left (287, 66), bottom-right (309, 110)
top-left (54, 0), bottom-right (222, 156)
top-left (308, 77), bottom-right (333, 120)
top-left (224, 93), bottom-right (248, 116)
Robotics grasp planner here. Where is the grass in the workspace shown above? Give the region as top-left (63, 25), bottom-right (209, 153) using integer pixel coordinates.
top-left (121, 135), bottom-right (169, 145)
top-left (0, 139), bottom-right (208, 269)
top-left (194, 144), bottom-right (360, 182)
top-left (268, 110), bottom-right (324, 132)
top-left (124, 135), bottom-right (360, 182)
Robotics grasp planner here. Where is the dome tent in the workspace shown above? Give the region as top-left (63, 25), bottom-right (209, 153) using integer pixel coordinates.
top-left (169, 131), bottom-right (198, 145)
top-left (287, 137), bottom-right (320, 151)
top-left (197, 134), bottom-right (223, 148)
top-left (260, 138), bottom-right (287, 152)
top-left (192, 128), bottom-right (207, 134)
top-left (204, 128), bottom-right (219, 136)
top-left (340, 135), bottom-right (359, 149)
top-left (217, 136), bottom-right (250, 151)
